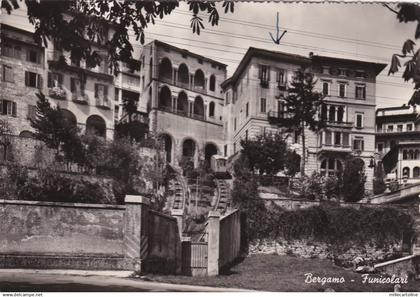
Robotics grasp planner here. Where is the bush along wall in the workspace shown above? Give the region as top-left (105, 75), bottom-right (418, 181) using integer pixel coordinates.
top-left (249, 205), bottom-right (415, 267)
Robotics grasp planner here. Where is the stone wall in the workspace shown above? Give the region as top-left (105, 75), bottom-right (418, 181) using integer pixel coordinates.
top-left (249, 239), bottom-right (402, 266)
top-left (0, 196), bottom-right (182, 273)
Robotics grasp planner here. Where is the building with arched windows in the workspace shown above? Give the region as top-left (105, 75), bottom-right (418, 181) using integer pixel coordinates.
top-left (376, 105), bottom-right (420, 184)
top-left (138, 40), bottom-right (227, 167)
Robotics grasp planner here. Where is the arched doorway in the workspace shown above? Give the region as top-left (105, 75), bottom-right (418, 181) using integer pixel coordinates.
top-left (159, 85), bottom-right (172, 109)
top-left (205, 143), bottom-right (218, 164)
top-left (193, 96), bottom-right (204, 118)
top-left (177, 91), bottom-right (189, 114)
top-left (86, 115), bottom-right (106, 138)
top-left (194, 69), bottom-right (205, 89)
top-left (178, 63), bottom-right (189, 86)
top-left (159, 58), bottom-right (172, 81)
top-left (182, 139), bottom-right (196, 160)
top-left (160, 134), bottom-right (173, 163)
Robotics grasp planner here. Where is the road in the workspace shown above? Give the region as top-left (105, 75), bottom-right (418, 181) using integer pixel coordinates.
top-left (0, 271), bottom-right (245, 292)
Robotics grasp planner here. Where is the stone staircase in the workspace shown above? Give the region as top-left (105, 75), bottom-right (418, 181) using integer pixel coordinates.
top-left (169, 175), bottom-right (187, 212)
top-left (214, 179), bottom-right (231, 213)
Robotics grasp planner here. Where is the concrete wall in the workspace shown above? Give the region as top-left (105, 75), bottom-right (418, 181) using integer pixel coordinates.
top-left (0, 196), bottom-right (182, 273)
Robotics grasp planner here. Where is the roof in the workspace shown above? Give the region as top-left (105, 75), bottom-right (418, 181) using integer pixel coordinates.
top-left (221, 47), bottom-right (388, 89)
top-left (221, 47), bottom-right (311, 89)
top-left (151, 40), bottom-right (227, 68)
top-left (1, 23), bottom-right (35, 36)
top-left (376, 105), bottom-right (411, 114)
top-left (311, 54), bottom-right (387, 76)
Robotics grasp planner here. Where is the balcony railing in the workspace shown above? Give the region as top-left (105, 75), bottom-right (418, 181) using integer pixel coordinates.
top-left (267, 110), bottom-right (292, 124)
top-left (158, 106), bottom-right (220, 124)
top-left (48, 87), bottom-right (67, 100)
top-left (96, 97), bottom-right (111, 110)
top-left (277, 81), bottom-right (287, 90)
top-left (317, 143), bottom-right (352, 153)
top-left (72, 92), bottom-right (89, 104)
top-left (325, 120), bottom-right (353, 128)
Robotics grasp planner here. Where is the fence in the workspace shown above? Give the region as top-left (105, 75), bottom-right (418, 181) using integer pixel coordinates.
top-left (181, 240), bottom-right (208, 276)
top-left (219, 209), bottom-right (241, 270)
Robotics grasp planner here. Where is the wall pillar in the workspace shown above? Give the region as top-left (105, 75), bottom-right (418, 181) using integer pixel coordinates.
top-left (123, 195), bottom-right (150, 273)
top-left (207, 211), bottom-right (220, 276)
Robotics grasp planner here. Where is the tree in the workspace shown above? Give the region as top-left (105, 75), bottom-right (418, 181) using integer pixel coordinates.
top-left (231, 155), bottom-right (268, 242)
top-left (2, 1), bottom-right (235, 73)
top-left (373, 161), bottom-right (387, 195)
top-left (30, 92), bottom-right (81, 161)
top-left (275, 69), bottom-right (325, 174)
top-left (0, 119), bottom-right (13, 161)
top-left (385, 3), bottom-right (420, 106)
top-left (240, 132), bottom-right (289, 175)
top-left (342, 157), bottom-right (366, 202)
top-left (285, 150), bottom-right (301, 177)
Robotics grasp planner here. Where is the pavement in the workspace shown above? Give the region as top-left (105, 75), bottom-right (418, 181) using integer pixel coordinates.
top-left (0, 269), bottom-right (250, 292)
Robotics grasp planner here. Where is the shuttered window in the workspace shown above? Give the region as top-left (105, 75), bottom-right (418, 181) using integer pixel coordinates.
top-left (47, 72), bottom-right (63, 87)
top-left (25, 71), bottom-right (43, 88)
top-left (0, 100), bottom-right (17, 116)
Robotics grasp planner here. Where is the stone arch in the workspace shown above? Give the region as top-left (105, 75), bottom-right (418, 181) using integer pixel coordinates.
top-left (61, 109), bottom-right (77, 127)
top-left (86, 115), bottom-right (106, 138)
top-left (193, 96), bottom-right (204, 117)
top-left (204, 143), bottom-right (218, 164)
top-left (414, 149), bottom-right (420, 160)
top-left (177, 91), bottom-right (189, 114)
top-left (209, 74), bottom-right (216, 91)
top-left (209, 101), bottom-right (215, 118)
top-left (182, 138), bottom-right (196, 159)
top-left (178, 63), bottom-right (189, 86)
top-left (194, 69), bottom-right (205, 89)
top-left (413, 167), bottom-right (420, 178)
top-left (159, 133), bottom-right (173, 163)
top-left (403, 166), bottom-right (410, 178)
top-left (159, 57), bottom-right (172, 81)
top-left (159, 85), bottom-right (172, 109)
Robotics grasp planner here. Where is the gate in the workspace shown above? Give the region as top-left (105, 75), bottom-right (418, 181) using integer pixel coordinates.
top-left (182, 241), bottom-right (208, 276)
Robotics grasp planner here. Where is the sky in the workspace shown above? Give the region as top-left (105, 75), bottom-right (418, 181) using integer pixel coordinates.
top-left (1, 1), bottom-right (416, 108)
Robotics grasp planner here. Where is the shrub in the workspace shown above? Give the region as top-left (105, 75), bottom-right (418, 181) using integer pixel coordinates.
top-left (323, 175), bottom-right (340, 200)
top-left (298, 172), bottom-right (324, 200)
top-left (373, 161), bottom-right (386, 195)
top-left (342, 157), bottom-right (366, 202)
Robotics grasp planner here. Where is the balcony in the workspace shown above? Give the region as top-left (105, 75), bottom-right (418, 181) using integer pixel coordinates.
top-left (267, 110), bottom-right (292, 125)
top-left (277, 81), bottom-right (287, 91)
top-left (95, 97), bottom-right (111, 110)
top-left (157, 106), bottom-right (221, 125)
top-left (317, 143), bottom-right (352, 154)
top-left (48, 87), bottom-right (67, 100)
top-left (325, 120), bottom-right (353, 129)
top-left (72, 92), bottom-right (89, 105)
top-left (260, 79), bottom-right (269, 89)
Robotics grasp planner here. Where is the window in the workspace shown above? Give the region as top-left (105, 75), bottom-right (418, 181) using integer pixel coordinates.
top-left (334, 132), bottom-right (341, 146)
top-left (355, 84), bottom-right (366, 99)
top-left (355, 70), bottom-right (366, 78)
top-left (413, 167), bottom-right (420, 178)
top-left (339, 83), bottom-right (346, 97)
top-left (377, 143), bottom-right (384, 153)
top-left (276, 69), bottom-right (285, 84)
top-left (259, 65), bottom-right (270, 87)
top-left (209, 101), bottom-right (215, 117)
top-left (3, 65), bottom-right (13, 82)
top-left (387, 125), bottom-right (394, 132)
top-left (403, 167), bottom-right (410, 178)
top-left (224, 145), bottom-right (227, 157)
top-left (355, 113), bottom-right (364, 129)
top-left (232, 89), bottom-right (238, 104)
top-left (115, 88), bottom-right (120, 102)
top-left (198, 59), bottom-right (203, 64)
top-left (2, 44), bottom-right (21, 59)
top-left (25, 71), bottom-right (42, 88)
top-left (353, 137), bottom-right (365, 151)
top-left (245, 130), bottom-right (248, 140)
top-left (95, 84), bottom-right (109, 101)
top-left (0, 100), bottom-right (17, 116)
top-left (47, 72), bottom-right (63, 88)
top-left (320, 158), bottom-right (343, 176)
top-left (322, 66), bottom-right (330, 75)
top-left (70, 77), bottom-right (84, 94)
top-left (27, 49), bottom-right (40, 64)
top-left (234, 117), bottom-right (237, 131)
top-left (226, 92), bottom-right (230, 104)
top-left (322, 82), bottom-right (330, 96)
top-left (260, 98), bottom-right (267, 113)
top-left (397, 124), bottom-right (403, 132)
top-left (407, 124), bottom-right (413, 131)
top-left (244, 102), bottom-right (249, 118)
top-left (209, 75), bottom-right (216, 91)
top-left (114, 105), bottom-right (120, 121)
top-left (325, 131), bottom-right (332, 145)
top-left (343, 133), bottom-right (349, 147)
top-left (338, 68), bottom-right (347, 76)
top-left (27, 104), bottom-right (37, 121)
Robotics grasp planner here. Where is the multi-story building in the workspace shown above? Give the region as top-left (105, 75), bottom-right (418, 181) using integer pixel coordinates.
top-left (1, 23), bottom-right (116, 140)
top-left (376, 105), bottom-right (420, 184)
top-left (221, 47), bottom-right (386, 190)
top-left (139, 40), bottom-right (227, 166)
